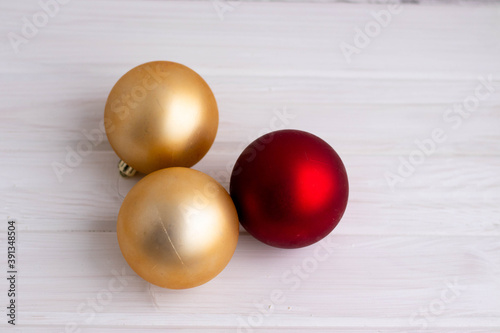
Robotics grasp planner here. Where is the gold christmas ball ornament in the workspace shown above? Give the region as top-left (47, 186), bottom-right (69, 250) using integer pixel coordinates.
top-left (104, 61), bottom-right (219, 175)
top-left (117, 167), bottom-right (239, 289)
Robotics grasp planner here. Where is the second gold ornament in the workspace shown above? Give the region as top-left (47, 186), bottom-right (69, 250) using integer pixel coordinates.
top-left (117, 167), bottom-right (239, 289)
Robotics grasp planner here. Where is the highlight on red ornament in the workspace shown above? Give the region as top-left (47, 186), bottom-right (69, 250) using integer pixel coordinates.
top-left (230, 129), bottom-right (349, 249)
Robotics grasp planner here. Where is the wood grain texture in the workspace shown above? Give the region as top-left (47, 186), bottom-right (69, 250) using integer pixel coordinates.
top-left (0, 0), bottom-right (499, 331)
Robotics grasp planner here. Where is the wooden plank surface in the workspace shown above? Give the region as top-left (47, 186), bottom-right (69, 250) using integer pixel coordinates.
top-left (0, 0), bottom-right (499, 331)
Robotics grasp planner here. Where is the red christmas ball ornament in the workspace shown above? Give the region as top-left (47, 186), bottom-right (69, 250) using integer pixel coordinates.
top-left (230, 129), bottom-right (348, 249)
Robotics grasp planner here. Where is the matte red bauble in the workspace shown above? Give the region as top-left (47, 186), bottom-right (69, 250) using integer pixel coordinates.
top-left (230, 129), bottom-right (348, 249)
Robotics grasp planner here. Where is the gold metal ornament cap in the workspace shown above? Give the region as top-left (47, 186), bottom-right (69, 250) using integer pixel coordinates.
top-left (117, 167), bottom-right (239, 289)
top-left (104, 61), bottom-right (219, 174)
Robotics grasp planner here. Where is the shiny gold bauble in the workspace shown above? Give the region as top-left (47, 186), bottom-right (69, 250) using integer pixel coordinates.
top-left (104, 61), bottom-right (218, 174)
top-left (117, 167), bottom-right (239, 289)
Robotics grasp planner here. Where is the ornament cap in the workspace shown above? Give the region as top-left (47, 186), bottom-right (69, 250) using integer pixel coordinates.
top-left (118, 160), bottom-right (137, 177)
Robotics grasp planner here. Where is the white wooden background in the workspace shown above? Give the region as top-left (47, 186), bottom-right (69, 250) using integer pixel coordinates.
top-left (1, 0), bottom-right (500, 332)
